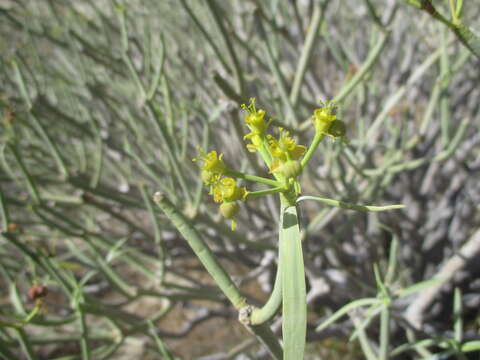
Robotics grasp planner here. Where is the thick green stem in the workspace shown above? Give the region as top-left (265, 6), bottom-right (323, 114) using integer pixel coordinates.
top-left (279, 199), bottom-right (306, 360)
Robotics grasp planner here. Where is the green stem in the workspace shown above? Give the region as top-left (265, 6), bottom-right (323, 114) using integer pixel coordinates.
top-left (279, 200), bottom-right (306, 360)
top-left (297, 195), bottom-right (405, 212)
top-left (301, 133), bottom-right (324, 168)
top-left (379, 305), bottom-right (391, 360)
top-left (178, 0), bottom-right (232, 74)
top-left (256, 9), bottom-right (300, 126)
top-left (225, 169), bottom-right (282, 187)
top-left (154, 192), bottom-right (245, 307)
top-left (247, 187), bottom-right (285, 199)
top-left (455, 0), bottom-right (464, 18)
top-left (449, 0), bottom-right (458, 22)
top-left (139, 183), bottom-right (166, 285)
top-left (8, 144), bottom-right (41, 204)
top-left (77, 299), bottom-right (90, 360)
top-left (405, 0), bottom-right (480, 58)
top-left (290, 4), bottom-right (325, 107)
top-left (15, 328), bottom-right (37, 360)
top-left (250, 264), bottom-right (282, 325)
top-left (0, 187), bottom-right (8, 231)
top-left (153, 192), bottom-right (283, 359)
top-left (333, 30), bottom-right (390, 104)
top-left (204, 0), bottom-right (245, 96)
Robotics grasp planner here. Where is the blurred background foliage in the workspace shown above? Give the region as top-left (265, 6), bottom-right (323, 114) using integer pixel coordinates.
top-left (0, 0), bottom-right (479, 358)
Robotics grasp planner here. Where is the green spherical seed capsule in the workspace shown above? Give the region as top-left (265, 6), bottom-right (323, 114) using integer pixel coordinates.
top-left (327, 120), bottom-right (346, 138)
top-left (282, 160), bottom-right (302, 179)
top-left (219, 202), bottom-right (240, 220)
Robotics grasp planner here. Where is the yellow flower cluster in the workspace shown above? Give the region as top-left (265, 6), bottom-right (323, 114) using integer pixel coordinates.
top-left (312, 101), bottom-right (347, 140)
top-left (312, 101), bottom-right (337, 135)
top-left (268, 128), bottom-right (306, 178)
top-left (193, 148), bottom-right (247, 230)
top-left (242, 98), bottom-right (271, 152)
top-left (193, 148), bottom-right (226, 185)
top-left (194, 98), bottom-right (347, 230)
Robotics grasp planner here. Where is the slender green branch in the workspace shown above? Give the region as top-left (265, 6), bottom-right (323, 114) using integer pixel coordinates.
top-left (297, 195), bottom-right (405, 212)
top-left (379, 305), bottom-right (391, 360)
top-left (225, 169), bottom-right (282, 187)
top-left (204, 0), bottom-right (245, 96)
top-left (449, 0), bottom-right (458, 22)
top-left (364, 0), bottom-right (384, 28)
top-left (15, 328), bottom-right (37, 360)
top-left (290, 3), bottom-right (325, 107)
top-left (8, 144), bottom-right (41, 204)
top-left (178, 0), bottom-right (232, 74)
top-left (154, 191), bottom-right (246, 307)
top-left (250, 265), bottom-right (282, 325)
top-left (256, 8), bottom-right (300, 126)
top-left (247, 187), bottom-right (285, 199)
top-left (0, 188), bottom-right (8, 231)
top-left (333, 30), bottom-right (390, 104)
top-left (403, 0), bottom-right (480, 58)
top-left (301, 133), bottom-right (325, 168)
top-left (153, 192), bottom-right (283, 359)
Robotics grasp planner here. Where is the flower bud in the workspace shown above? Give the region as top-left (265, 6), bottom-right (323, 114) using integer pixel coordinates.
top-left (219, 201), bottom-right (240, 220)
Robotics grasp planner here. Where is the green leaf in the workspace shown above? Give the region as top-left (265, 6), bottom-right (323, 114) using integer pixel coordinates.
top-left (280, 205), bottom-right (306, 360)
top-left (349, 303), bottom-right (384, 341)
top-left (461, 341), bottom-right (480, 352)
top-left (453, 287), bottom-right (463, 342)
top-left (316, 298), bottom-right (381, 332)
top-left (396, 277), bottom-right (446, 298)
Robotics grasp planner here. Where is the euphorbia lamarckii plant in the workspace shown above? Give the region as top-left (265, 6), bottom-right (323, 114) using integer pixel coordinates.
top-left (154, 99), bottom-right (403, 359)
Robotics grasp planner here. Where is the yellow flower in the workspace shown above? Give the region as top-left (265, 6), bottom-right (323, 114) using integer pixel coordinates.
top-left (312, 101), bottom-right (337, 135)
top-left (241, 98), bottom-right (271, 152)
top-left (270, 160), bottom-right (302, 179)
top-left (193, 148), bottom-right (226, 184)
top-left (267, 128), bottom-right (306, 179)
top-left (212, 177), bottom-right (248, 203)
top-left (268, 128), bottom-right (306, 162)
